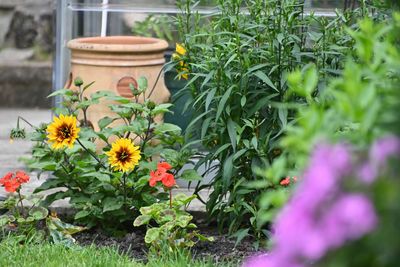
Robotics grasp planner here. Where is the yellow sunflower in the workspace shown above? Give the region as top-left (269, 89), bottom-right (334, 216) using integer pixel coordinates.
top-left (106, 138), bottom-right (141, 172)
top-left (46, 114), bottom-right (80, 149)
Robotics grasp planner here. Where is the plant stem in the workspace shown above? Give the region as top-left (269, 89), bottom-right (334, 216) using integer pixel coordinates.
top-left (76, 139), bottom-right (107, 169)
top-left (17, 116), bottom-right (35, 128)
top-left (122, 172), bottom-right (127, 207)
top-left (17, 190), bottom-right (25, 218)
top-left (169, 189), bottom-right (172, 209)
top-left (140, 116), bottom-right (153, 152)
top-left (147, 65), bottom-right (166, 99)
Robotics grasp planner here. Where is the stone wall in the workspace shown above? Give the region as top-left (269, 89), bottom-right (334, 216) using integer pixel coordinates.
top-left (0, 0), bottom-right (54, 53)
top-left (0, 0), bottom-right (53, 108)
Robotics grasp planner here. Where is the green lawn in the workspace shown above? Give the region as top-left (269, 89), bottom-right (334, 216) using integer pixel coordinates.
top-left (0, 236), bottom-right (233, 267)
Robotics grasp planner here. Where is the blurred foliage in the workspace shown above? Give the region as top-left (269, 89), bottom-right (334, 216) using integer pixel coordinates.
top-left (176, 0), bottom-right (379, 244)
top-left (256, 10), bottom-right (400, 266)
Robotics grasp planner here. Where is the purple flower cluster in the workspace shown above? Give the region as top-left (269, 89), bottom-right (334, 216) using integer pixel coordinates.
top-left (245, 136), bottom-right (400, 267)
top-left (359, 136), bottom-right (400, 184)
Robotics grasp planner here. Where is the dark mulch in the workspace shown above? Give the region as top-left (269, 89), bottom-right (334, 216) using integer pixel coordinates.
top-left (74, 220), bottom-right (259, 265)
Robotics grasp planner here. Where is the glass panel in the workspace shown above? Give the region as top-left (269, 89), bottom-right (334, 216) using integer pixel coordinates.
top-left (311, 0), bottom-right (345, 8)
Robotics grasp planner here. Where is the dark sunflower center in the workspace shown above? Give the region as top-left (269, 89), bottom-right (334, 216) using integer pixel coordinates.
top-left (116, 150), bottom-right (130, 163)
top-left (59, 125), bottom-right (71, 138)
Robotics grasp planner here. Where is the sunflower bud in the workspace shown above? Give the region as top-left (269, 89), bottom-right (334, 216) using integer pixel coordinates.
top-left (147, 101), bottom-right (156, 110)
top-left (10, 127), bottom-right (26, 141)
top-left (74, 77), bottom-right (84, 87)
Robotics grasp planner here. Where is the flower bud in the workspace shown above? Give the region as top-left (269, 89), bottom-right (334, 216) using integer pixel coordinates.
top-left (74, 77), bottom-right (84, 87)
top-left (10, 127), bottom-right (26, 140)
top-left (147, 101), bottom-right (156, 110)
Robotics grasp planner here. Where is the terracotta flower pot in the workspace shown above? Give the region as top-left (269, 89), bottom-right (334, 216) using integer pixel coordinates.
top-left (66, 36), bottom-right (170, 132)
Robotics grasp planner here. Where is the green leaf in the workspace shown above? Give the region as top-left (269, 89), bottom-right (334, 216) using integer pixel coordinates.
top-left (176, 214), bottom-right (193, 228)
top-left (151, 103), bottom-right (173, 116)
top-left (138, 76), bottom-right (148, 91)
top-left (154, 123), bottom-right (182, 135)
top-left (173, 194), bottom-right (197, 207)
top-left (232, 228), bottom-right (250, 246)
top-left (33, 179), bottom-right (63, 193)
top-left (0, 215), bottom-right (10, 227)
top-left (180, 169), bottom-right (202, 182)
top-left (205, 88), bottom-right (216, 111)
top-left (81, 172), bottom-right (111, 183)
top-left (107, 96), bottom-right (131, 104)
top-left (48, 89), bottom-right (73, 98)
top-left (227, 118), bottom-right (237, 151)
top-left (98, 117), bottom-right (116, 130)
top-left (144, 228), bottom-right (160, 244)
top-left (216, 86), bottom-right (234, 120)
top-left (303, 64), bottom-right (318, 96)
top-left (82, 81), bottom-right (95, 91)
top-left (74, 210), bottom-right (91, 220)
top-left (103, 198), bottom-right (124, 212)
top-left (47, 216), bottom-right (86, 246)
top-left (133, 215), bottom-right (152, 227)
top-left (29, 206), bottom-right (49, 220)
top-left (222, 155), bottom-right (234, 190)
top-left (254, 71), bottom-right (278, 92)
top-left (91, 91), bottom-right (115, 101)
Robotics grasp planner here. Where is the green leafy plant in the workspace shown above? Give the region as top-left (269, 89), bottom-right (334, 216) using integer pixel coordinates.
top-left (0, 171), bottom-right (84, 245)
top-left (134, 161), bottom-right (211, 253)
top-left (256, 4), bottom-right (400, 237)
top-left (253, 12), bottom-right (400, 267)
top-left (175, 0), bottom-right (374, 242)
top-left (12, 76), bottom-right (197, 230)
top-left (132, 15), bottom-right (176, 43)
top-left (134, 193), bottom-right (213, 253)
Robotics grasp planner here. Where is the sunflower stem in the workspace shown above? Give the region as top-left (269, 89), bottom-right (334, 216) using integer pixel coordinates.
top-left (122, 172), bottom-right (127, 207)
top-left (76, 139), bottom-right (106, 169)
top-left (140, 115), bottom-right (153, 152)
top-left (17, 116), bottom-right (35, 129)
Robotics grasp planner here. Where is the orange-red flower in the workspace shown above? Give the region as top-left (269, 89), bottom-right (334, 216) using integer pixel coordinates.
top-left (149, 169), bottom-right (165, 187)
top-left (0, 171), bottom-right (30, 193)
top-left (161, 173), bottom-right (176, 188)
top-left (280, 176), bottom-right (298, 186)
top-left (157, 162), bottom-right (172, 172)
top-left (16, 171), bottom-right (30, 183)
top-left (280, 177), bottom-right (291, 186)
top-left (149, 162), bottom-right (175, 188)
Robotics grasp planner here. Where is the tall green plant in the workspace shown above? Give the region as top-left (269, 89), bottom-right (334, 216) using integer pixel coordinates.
top-left (176, 0), bottom-right (374, 241)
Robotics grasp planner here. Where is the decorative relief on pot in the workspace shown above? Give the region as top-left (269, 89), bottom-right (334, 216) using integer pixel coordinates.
top-left (116, 76), bottom-right (138, 98)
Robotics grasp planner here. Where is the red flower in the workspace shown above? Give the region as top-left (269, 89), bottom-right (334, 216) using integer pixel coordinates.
top-left (149, 162), bottom-right (175, 188)
top-left (149, 169), bottom-right (165, 187)
top-left (157, 162), bottom-right (172, 172)
top-left (0, 172), bottom-right (13, 185)
top-left (161, 173), bottom-right (176, 188)
top-left (280, 177), bottom-right (291, 186)
top-left (4, 179), bottom-right (21, 193)
top-left (16, 171), bottom-right (30, 183)
top-left (0, 171), bottom-right (30, 193)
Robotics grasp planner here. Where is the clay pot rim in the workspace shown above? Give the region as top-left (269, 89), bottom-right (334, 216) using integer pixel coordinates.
top-left (67, 36), bottom-right (169, 53)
